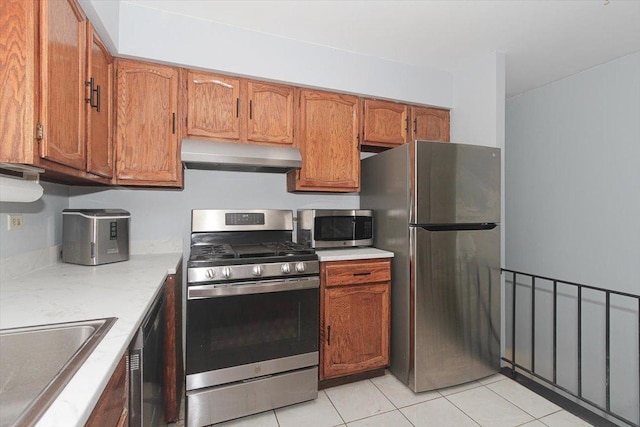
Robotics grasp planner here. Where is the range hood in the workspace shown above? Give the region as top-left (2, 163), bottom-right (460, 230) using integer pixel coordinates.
top-left (181, 139), bottom-right (302, 173)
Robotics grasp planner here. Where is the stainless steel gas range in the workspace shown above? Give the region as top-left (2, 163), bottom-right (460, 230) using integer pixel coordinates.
top-left (185, 209), bottom-right (319, 427)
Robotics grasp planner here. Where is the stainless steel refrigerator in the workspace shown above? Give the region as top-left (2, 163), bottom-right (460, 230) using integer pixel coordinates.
top-left (361, 140), bottom-right (501, 392)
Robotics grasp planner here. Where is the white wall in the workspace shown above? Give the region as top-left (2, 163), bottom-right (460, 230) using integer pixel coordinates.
top-left (0, 183), bottom-right (69, 278)
top-left (505, 51), bottom-right (640, 425)
top-left (69, 169), bottom-right (359, 255)
top-left (95, 1), bottom-right (453, 108)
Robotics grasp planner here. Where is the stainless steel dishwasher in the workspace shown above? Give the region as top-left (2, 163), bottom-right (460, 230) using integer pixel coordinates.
top-left (130, 289), bottom-right (166, 427)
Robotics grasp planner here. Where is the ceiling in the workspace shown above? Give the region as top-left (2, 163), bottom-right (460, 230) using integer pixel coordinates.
top-left (126, 0), bottom-right (640, 97)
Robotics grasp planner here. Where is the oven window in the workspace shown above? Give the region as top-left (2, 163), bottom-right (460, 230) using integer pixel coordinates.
top-left (186, 288), bottom-right (319, 374)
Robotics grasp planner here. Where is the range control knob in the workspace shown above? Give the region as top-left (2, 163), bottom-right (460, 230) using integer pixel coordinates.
top-left (252, 265), bottom-right (264, 277)
top-left (295, 262), bottom-right (306, 273)
top-left (205, 268), bottom-right (215, 279)
top-left (281, 263), bottom-right (291, 274)
top-left (221, 267), bottom-right (232, 279)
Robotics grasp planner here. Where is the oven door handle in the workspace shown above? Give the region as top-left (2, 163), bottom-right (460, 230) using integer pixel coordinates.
top-left (188, 277), bottom-right (319, 299)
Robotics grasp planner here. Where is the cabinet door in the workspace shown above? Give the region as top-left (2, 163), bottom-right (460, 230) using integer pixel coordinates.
top-left (115, 59), bottom-right (181, 186)
top-left (322, 283), bottom-right (390, 379)
top-left (247, 81), bottom-right (294, 144)
top-left (362, 99), bottom-right (409, 148)
top-left (411, 106), bottom-right (450, 142)
top-left (288, 90), bottom-right (360, 192)
top-left (86, 22), bottom-right (113, 178)
top-left (186, 71), bottom-right (241, 140)
top-left (38, 0), bottom-right (87, 170)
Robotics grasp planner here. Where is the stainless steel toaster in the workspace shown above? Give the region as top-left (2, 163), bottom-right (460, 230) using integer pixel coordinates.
top-left (62, 209), bottom-right (130, 265)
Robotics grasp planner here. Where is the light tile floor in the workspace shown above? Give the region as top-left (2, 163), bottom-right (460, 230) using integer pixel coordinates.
top-left (172, 372), bottom-right (594, 427)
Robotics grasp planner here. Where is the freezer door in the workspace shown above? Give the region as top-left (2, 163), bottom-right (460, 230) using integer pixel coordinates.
top-left (412, 141), bottom-right (500, 225)
top-left (410, 226), bottom-right (500, 392)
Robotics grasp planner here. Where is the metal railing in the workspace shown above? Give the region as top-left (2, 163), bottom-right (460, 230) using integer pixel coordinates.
top-left (501, 268), bottom-right (640, 427)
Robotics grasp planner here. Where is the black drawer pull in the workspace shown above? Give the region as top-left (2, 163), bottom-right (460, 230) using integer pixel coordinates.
top-left (354, 272), bottom-right (372, 276)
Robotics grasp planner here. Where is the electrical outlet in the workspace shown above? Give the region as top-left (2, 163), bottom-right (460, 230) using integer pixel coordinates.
top-left (7, 214), bottom-right (23, 231)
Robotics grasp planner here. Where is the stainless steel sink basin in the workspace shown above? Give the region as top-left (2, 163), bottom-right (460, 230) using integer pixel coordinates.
top-left (0, 317), bottom-right (116, 427)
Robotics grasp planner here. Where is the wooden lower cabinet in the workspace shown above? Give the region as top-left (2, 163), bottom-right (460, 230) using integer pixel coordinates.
top-left (320, 258), bottom-right (391, 382)
top-left (163, 262), bottom-right (184, 423)
top-left (85, 354), bottom-right (128, 427)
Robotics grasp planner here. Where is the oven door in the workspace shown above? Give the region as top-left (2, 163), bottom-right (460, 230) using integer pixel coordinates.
top-left (186, 278), bottom-right (319, 391)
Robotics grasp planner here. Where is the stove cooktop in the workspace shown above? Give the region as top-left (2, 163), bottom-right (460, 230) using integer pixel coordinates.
top-left (188, 241), bottom-right (316, 267)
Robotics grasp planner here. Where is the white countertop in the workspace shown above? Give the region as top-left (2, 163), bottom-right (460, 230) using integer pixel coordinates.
top-left (315, 247), bottom-right (394, 262)
top-left (0, 252), bottom-right (182, 427)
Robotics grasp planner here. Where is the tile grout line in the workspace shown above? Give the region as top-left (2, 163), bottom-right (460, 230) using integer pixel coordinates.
top-left (322, 388), bottom-right (349, 426)
top-left (484, 380), bottom-right (560, 421)
top-left (440, 384), bottom-right (496, 427)
top-left (369, 378), bottom-right (419, 427)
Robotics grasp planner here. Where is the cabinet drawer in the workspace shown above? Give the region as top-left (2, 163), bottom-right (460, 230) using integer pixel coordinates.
top-left (323, 259), bottom-right (390, 287)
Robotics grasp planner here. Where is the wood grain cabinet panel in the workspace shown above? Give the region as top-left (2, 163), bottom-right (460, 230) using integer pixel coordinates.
top-left (247, 81), bottom-right (294, 144)
top-left (85, 354), bottom-right (128, 427)
top-left (38, 0), bottom-right (87, 171)
top-left (0, 0), bottom-right (114, 183)
top-left (186, 71), bottom-right (241, 140)
top-left (115, 59), bottom-right (182, 187)
top-left (85, 22), bottom-right (113, 178)
top-left (320, 259), bottom-right (391, 381)
top-left (411, 106), bottom-right (450, 142)
top-left (163, 263), bottom-right (184, 423)
top-left (362, 99), bottom-right (409, 149)
top-left (287, 89), bottom-right (360, 192)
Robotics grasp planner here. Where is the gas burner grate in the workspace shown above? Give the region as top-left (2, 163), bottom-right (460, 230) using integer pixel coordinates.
top-left (190, 244), bottom-right (235, 260)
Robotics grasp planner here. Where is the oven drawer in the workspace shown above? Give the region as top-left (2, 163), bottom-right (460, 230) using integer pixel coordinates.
top-left (322, 259), bottom-right (391, 287)
top-left (186, 366), bottom-right (318, 427)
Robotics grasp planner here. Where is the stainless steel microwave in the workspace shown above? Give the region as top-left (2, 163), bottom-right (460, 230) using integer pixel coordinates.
top-left (297, 209), bottom-right (373, 249)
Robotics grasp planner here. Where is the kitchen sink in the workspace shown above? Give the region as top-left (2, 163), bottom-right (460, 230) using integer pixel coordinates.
top-left (0, 317), bottom-right (116, 427)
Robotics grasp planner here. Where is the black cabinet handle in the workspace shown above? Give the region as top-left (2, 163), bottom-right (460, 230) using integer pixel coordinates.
top-left (85, 78), bottom-right (99, 111)
top-left (354, 272), bottom-right (371, 276)
top-left (413, 118), bottom-right (417, 134)
top-left (95, 84), bottom-right (101, 112)
top-left (249, 100), bottom-right (253, 120)
top-left (236, 98), bottom-right (240, 118)
top-left (172, 113), bottom-right (176, 134)
top-left (327, 326), bottom-right (331, 346)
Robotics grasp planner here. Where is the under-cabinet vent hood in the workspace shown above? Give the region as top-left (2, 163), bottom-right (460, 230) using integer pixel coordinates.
top-left (181, 139), bottom-right (302, 173)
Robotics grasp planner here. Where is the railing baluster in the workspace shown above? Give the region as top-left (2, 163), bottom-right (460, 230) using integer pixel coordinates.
top-left (531, 277), bottom-right (536, 373)
top-left (553, 280), bottom-right (557, 384)
top-left (500, 268), bottom-right (640, 427)
top-left (578, 285), bottom-right (582, 399)
top-left (605, 292), bottom-right (611, 412)
top-left (512, 271), bottom-right (517, 376)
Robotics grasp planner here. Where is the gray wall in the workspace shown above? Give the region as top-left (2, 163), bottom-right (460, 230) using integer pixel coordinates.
top-left (505, 52), bottom-right (640, 425)
top-left (0, 182), bottom-right (69, 258)
top-left (69, 168), bottom-right (360, 254)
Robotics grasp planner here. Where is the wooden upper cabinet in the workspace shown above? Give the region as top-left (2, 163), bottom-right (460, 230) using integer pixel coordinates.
top-left (38, 0), bottom-right (87, 170)
top-left (411, 106), bottom-right (450, 142)
top-left (287, 89), bottom-right (360, 192)
top-left (362, 99), bottom-right (409, 149)
top-left (247, 81), bottom-right (294, 144)
top-left (115, 59), bottom-right (182, 187)
top-left (186, 71), bottom-right (241, 140)
top-left (0, 0), bottom-right (36, 164)
top-left (85, 22), bottom-right (113, 178)
top-left (1, 0), bottom-right (115, 183)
